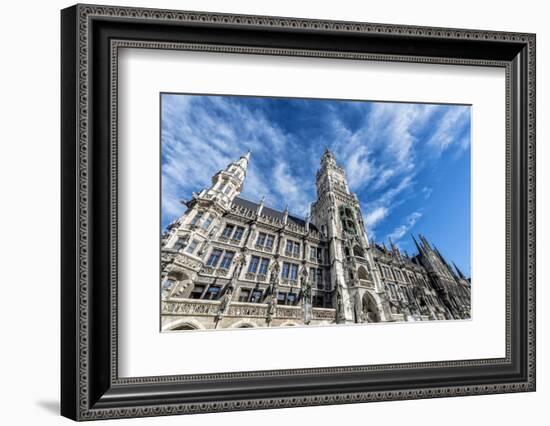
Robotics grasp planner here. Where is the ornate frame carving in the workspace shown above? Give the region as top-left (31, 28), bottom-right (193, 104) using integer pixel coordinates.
top-left (61, 4), bottom-right (535, 421)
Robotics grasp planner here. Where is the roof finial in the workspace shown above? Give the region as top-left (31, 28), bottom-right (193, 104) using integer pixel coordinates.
top-left (257, 195), bottom-right (265, 216)
top-left (283, 204), bottom-right (289, 225)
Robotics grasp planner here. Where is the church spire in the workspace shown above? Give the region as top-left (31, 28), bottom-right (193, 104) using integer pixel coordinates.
top-left (453, 262), bottom-right (467, 280)
top-left (412, 233), bottom-right (423, 254)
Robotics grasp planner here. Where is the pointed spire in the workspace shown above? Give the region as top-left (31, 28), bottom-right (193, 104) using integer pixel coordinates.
top-left (257, 195), bottom-right (265, 216)
top-left (411, 233), bottom-right (423, 254)
top-left (231, 150), bottom-right (251, 173)
top-left (453, 262), bottom-right (467, 280)
top-left (419, 234), bottom-right (432, 250)
top-left (434, 246), bottom-right (450, 267)
top-left (321, 145), bottom-right (336, 166)
top-left (283, 205), bottom-right (289, 225)
top-left (305, 212), bottom-right (310, 231)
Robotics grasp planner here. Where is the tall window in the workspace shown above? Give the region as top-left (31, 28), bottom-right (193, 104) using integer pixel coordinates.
top-left (265, 234), bottom-right (274, 249)
top-left (399, 286), bottom-right (410, 302)
top-left (256, 232), bottom-right (274, 250)
top-left (394, 269), bottom-right (404, 281)
top-left (382, 265), bottom-right (394, 280)
top-left (202, 214), bottom-right (213, 230)
top-left (285, 240), bottom-right (300, 256)
top-left (251, 290), bottom-right (263, 303)
top-left (173, 237), bottom-right (186, 251)
top-left (205, 285), bottom-right (221, 300)
top-left (277, 292), bottom-right (287, 305)
top-left (223, 184), bottom-right (232, 194)
top-left (310, 246), bottom-right (317, 261)
top-left (287, 293), bottom-right (296, 305)
top-left (206, 249), bottom-right (222, 267)
top-left (238, 289), bottom-right (250, 302)
top-left (256, 232), bottom-right (266, 246)
top-left (290, 264), bottom-right (299, 280)
top-left (233, 226), bottom-right (244, 241)
top-left (285, 240), bottom-right (293, 253)
top-left (282, 262), bottom-right (290, 278)
top-left (222, 224), bottom-right (234, 238)
top-left (219, 251), bottom-right (235, 269)
top-left (185, 239), bottom-right (198, 254)
top-left (190, 284), bottom-right (205, 299)
top-left (316, 268), bottom-right (323, 289)
top-left (388, 283), bottom-right (399, 300)
top-left (258, 258), bottom-right (270, 275)
top-left (190, 211), bottom-right (203, 225)
top-left (248, 256), bottom-right (260, 273)
top-left (406, 287), bottom-right (415, 303)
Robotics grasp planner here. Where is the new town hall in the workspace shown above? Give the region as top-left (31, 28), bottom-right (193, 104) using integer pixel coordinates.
top-left (161, 149), bottom-right (471, 331)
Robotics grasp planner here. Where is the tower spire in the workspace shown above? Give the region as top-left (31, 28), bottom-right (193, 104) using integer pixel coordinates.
top-left (230, 150), bottom-right (251, 173)
top-left (453, 262), bottom-right (467, 280)
top-left (412, 233), bottom-right (423, 253)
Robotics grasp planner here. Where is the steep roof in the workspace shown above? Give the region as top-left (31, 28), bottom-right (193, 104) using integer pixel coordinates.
top-left (232, 197), bottom-right (319, 232)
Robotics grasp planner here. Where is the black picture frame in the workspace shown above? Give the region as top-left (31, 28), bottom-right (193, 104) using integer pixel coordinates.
top-left (61, 4), bottom-right (536, 421)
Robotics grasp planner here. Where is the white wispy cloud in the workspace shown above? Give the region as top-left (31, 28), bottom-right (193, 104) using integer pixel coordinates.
top-left (422, 186), bottom-right (433, 199)
top-left (427, 107), bottom-right (470, 154)
top-left (271, 162), bottom-right (312, 217)
top-left (364, 206), bottom-right (389, 229)
top-left (387, 211), bottom-right (423, 242)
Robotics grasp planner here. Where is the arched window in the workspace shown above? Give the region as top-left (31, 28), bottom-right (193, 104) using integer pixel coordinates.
top-left (358, 266), bottom-right (369, 280)
top-left (353, 245), bottom-right (365, 258)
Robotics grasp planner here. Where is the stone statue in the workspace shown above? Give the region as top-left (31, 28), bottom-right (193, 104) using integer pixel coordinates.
top-left (300, 265), bottom-right (311, 303)
top-left (269, 261), bottom-right (280, 286)
top-left (218, 287), bottom-right (232, 313)
top-left (335, 279), bottom-right (345, 322)
top-left (267, 295), bottom-right (278, 324)
top-left (353, 292), bottom-right (363, 323)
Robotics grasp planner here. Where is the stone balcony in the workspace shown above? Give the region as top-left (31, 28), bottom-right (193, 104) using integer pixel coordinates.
top-left (162, 299), bottom-right (336, 322)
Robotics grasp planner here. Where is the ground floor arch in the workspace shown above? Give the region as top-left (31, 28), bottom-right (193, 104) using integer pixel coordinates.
top-left (362, 291), bottom-right (381, 323)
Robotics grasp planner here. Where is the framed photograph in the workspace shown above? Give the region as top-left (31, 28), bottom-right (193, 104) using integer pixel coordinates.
top-left (61, 4), bottom-right (536, 421)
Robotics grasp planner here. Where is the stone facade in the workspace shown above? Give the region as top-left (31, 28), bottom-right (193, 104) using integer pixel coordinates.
top-left (160, 149), bottom-right (471, 331)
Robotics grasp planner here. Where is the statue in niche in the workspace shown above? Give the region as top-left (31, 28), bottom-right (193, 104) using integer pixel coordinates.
top-left (300, 265), bottom-right (310, 303)
top-left (335, 279), bottom-right (345, 322)
top-left (353, 292), bottom-right (364, 323)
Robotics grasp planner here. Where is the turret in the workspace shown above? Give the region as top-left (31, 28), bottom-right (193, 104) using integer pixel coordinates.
top-left (198, 151), bottom-right (251, 209)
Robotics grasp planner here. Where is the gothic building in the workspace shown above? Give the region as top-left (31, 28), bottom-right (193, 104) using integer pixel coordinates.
top-left (160, 149), bottom-right (471, 331)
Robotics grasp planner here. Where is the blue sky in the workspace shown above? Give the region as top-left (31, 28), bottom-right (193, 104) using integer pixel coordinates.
top-left (161, 93), bottom-right (471, 276)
